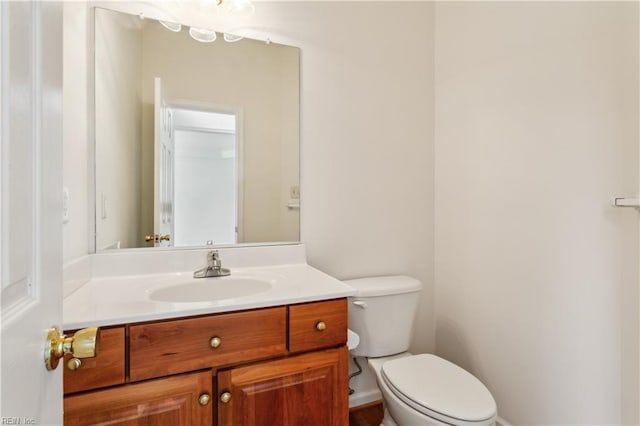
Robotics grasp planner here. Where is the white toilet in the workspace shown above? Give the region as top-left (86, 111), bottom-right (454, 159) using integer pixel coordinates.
top-left (346, 276), bottom-right (497, 426)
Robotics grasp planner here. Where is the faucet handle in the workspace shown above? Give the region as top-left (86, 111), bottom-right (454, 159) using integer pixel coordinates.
top-left (207, 250), bottom-right (221, 267)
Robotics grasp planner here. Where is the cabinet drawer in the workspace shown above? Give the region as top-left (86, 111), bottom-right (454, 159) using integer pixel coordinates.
top-left (63, 327), bottom-right (125, 394)
top-left (129, 307), bottom-right (287, 381)
top-left (289, 299), bottom-right (347, 353)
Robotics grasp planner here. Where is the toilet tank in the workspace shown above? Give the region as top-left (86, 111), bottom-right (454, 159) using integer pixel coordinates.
top-left (345, 276), bottom-right (422, 358)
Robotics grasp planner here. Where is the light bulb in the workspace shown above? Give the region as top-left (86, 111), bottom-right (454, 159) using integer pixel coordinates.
top-left (189, 27), bottom-right (217, 43)
top-left (159, 21), bottom-right (182, 32)
top-left (223, 33), bottom-right (243, 43)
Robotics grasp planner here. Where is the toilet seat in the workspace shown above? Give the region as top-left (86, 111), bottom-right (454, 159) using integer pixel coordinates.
top-left (381, 354), bottom-right (497, 426)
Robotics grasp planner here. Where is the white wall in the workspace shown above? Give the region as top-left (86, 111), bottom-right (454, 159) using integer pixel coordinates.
top-left (265, 2), bottom-right (435, 354)
top-left (94, 8), bottom-right (143, 250)
top-left (434, 2), bottom-right (639, 424)
top-left (62, 3), bottom-right (89, 263)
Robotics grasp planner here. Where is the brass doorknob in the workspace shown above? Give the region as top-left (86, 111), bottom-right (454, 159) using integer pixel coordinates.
top-left (144, 234), bottom-right (171, 242)
top-left (45, 327), bottom-right (100, 371)
top-left (220, 392), bottom-right (232, 403)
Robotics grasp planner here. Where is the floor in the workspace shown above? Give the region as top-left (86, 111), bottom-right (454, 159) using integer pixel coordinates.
top-left (349, 401), bottom-right (384, 426)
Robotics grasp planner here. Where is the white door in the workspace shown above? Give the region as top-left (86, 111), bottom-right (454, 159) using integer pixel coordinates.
top-left (154, 78), bottom-right (174, 247)
top-left (1, 1), bottom-right (64, 424)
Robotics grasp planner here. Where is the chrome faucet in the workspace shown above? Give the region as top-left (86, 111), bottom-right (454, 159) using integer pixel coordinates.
top-left (193, 250), bottom-right (230, 278)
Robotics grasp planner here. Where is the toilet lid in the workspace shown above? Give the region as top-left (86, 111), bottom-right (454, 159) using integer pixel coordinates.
top-left (381, 354), bottom-right (496, 424)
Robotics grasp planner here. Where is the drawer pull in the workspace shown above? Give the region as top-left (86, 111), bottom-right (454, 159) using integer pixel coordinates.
top-left (315, 321), bottom-right (327, 331)
top-left (198, 393), bottom-right (211, 406)
top-left (210, 336), bottom-right (222, 349)
top-left (66, 358), bottom-right (82, 371)
top-left (220, 391), bottom-right (232, 403)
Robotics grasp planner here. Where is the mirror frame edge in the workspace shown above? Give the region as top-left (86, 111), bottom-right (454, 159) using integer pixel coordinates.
top-left (87, 4), bottom-right (97, 254)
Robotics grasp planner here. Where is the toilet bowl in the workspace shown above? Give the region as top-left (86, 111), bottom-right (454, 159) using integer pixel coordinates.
top-left (369, 354), bottom-right (496, 426)
top-left (346, 276), bottom-right (497, 426)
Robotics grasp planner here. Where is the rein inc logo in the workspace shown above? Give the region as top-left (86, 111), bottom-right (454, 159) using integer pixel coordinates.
top-left (1, 418), bottom-right (36, 425)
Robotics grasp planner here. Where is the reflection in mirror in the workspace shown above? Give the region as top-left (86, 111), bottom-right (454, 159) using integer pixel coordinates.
top-left (172, 108), bottom-right (239, 247)
top-left (94, 7), bottom-right (300, 251)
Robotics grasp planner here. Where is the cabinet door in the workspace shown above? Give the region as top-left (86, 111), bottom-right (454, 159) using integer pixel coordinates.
top-left (218, 347), bottom-right (348, 426)
top-left (64, 371), bottom-right (212, 426)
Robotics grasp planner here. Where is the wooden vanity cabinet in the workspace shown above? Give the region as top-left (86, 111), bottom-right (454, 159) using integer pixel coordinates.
top-left (63, 299), bottom-right (348, 426)
top-left (217, 347), bottom-right (348, 426)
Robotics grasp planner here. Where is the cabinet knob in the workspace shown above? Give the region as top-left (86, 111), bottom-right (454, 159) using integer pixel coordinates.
top-left (316, 321), bottom-right (327, 331)
top-left (66, 358), bottom-right (82, 371)
top-left (210, 336), bottom-right (222, 349)
top-left (198, 394), bottom-right (211, 406)
top-left (220, 392), bottom-right (232, 403)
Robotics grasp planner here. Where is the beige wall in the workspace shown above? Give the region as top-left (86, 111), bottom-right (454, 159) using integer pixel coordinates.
top-left (94, 8), bottom-right (143, 250)
top-left (434, 2), bottom-right (639, 424)
top-left (278, 46), bottom-right (300, 242)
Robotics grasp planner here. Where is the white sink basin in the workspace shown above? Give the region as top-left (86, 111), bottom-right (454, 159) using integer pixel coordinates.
top-left (149, 277), bottom-right (272, 303)
top-left (63, 256), bottom-right (358, 329)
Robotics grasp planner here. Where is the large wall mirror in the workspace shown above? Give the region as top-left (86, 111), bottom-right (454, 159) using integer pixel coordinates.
top-left (94, 7), bottom-right (300, 251)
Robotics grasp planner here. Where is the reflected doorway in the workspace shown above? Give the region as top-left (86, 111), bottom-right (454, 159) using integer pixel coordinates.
top-left (172, 107), bottom-right (241, 247)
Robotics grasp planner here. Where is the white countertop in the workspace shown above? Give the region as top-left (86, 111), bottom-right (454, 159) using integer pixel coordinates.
top-left (63, 263), bottom-right (356, 330)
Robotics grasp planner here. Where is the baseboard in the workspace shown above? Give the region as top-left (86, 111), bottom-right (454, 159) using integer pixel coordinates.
top-left (349, 400), bottom-right (382, 411)
top-left (349, 388), bottom-right (382, 408)
top-left (496, 416), bottom-right (512, 426)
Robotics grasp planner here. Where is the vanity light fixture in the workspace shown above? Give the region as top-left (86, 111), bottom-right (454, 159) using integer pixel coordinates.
top-left (154, 0), bottom-right (254, 44)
